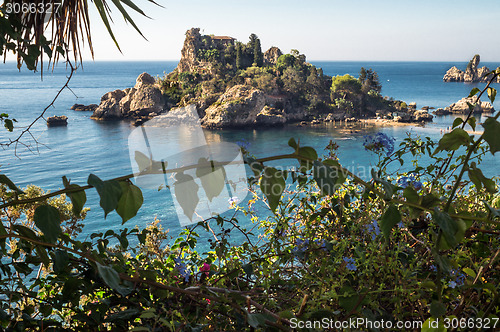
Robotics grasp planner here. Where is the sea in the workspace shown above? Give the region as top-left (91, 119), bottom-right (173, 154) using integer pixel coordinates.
top-left (1, 60), bottom-right (499, 248)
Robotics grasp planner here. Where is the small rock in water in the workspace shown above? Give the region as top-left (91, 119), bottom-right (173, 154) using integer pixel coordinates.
top-left (47, 115), bottom-right (68, 126)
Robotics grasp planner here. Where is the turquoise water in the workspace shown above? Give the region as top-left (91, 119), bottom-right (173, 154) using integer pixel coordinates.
top-left (1, 61), bottom-right (499, 246)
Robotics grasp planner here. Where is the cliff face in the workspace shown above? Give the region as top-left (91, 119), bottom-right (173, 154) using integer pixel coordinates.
top-left (443, 55), bottom-right (500, 83)
top-left (176, 28), bottom-right (203, 73)
top-left (263, 47), bottom-right (283, 66)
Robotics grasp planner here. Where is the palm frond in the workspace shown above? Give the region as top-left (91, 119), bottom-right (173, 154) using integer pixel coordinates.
top-left (0, 0), bottom-right (157, 71)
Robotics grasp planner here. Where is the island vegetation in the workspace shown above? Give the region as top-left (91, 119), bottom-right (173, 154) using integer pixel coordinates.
top-left (87, 28), bottom-right (433, 127)
top-left (156, 28), bottom-right (427, 127)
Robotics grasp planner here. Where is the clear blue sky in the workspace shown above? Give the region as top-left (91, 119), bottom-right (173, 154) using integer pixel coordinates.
top-left (84, 0), bottom-right (500, 61)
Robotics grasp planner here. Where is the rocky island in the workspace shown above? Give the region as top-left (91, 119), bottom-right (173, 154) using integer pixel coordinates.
top-left (85, 28), bottom-right (434, 128)
top-left (443, 54), bottom-right (500, 83)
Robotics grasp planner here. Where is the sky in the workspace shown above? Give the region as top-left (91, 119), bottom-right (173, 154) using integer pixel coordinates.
top-left (15, 0), bottom-right (500, 61)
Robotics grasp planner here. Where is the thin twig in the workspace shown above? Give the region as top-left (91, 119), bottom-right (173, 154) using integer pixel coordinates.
top-left (1, 60), bottom-right (76, 156)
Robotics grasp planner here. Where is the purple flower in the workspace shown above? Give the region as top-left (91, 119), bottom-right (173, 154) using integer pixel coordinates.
top-left (366, 220), bottom-right (381, 240)
top-left (343, 257), bottom-right (357, 271)
top-left (174, 258), bottom-right (190, 282)
top-left (450, 270), bottom-right (465, 287)
top-left (448, 281), bottom-right (457, 288)
top-left (363, 133), bottom-right (396, 156)
top-left (314, 239), bottom-right (328, 251)
top-left (236, 139), bottom-right (251, 151)
top-left (397, 173), bottom-right (423, 191)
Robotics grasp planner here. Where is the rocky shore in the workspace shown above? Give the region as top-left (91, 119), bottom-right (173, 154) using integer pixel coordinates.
top-left (89, 73), bottom-right (165, 126)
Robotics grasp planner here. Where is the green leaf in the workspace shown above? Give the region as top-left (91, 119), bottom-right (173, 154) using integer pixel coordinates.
top-left (33, 205), bottom-right (61, 243)
top-left (482, 117), bottom-right (500, 155)
top-left (380, 204), bottom-right (401, 240)
top-left (106, 308), bottom-right (140, 322)
top-left (433, 209), bottom-right (458, 248)
top-left (338, 286), bottom-right (359, 312)
top-left (433, 128), bottom-right (472, 155)
top-left (371, 169), bottom-right (396, 200)
top-left (468, 87), bottom-right (480, 97)
top-left (468, 162), bottom-right (496, 193)
top-left (403, 186), bottom-right (419, 204)
top-left (260, 167), bottom-right (285, 213)
top-left (452, 117), bottom-right (463, 129)
top-left (245, 157), bottom-right (263, 176)
top-left (0, 174), bottom-right (24, 194)
top-left (288, 137), bottom-right (298, 151)
top-left (93, 0), bottom-right (122, 51)
top-left (463, 267), bottom-right (476, 278)
top-left (88, 174), bottom-right (123, 218)
top-left (297, 146), bottom-right (318, 171)
top-left (487, 87), bottom-right (496, 103)
top-left (312, 161), bottom-right (340, 195)
top-left (195, 158), bottom-right (226, 202)
top-left (96, 263), bottom-right (131, 296)
top-left (3, 119), bottom-right (13, 132)
top-left (62, 176), bottom-right (86, 217)
top-left (173, 172), bottom-right (199, 221)
top-left (34, 245), bottom-right (50, 268)
top-left (116, 181), bottom-right (143, 223)
top-left (431, 248), bottom-right (452, 273)
top-left (430, 301), bottom-right (446, 317)
top-left (467, 117), bottom-right (476, 131)
top-left (53, 250), bottom-right (69, 274)
top-left (483, 201), bottom-right (500, 219)
top-left (242, 263), bottom-right (253, 277)
top-left (247, 313), bottom-right (270, 328)
top-left (421, 193), bottom-right (441, 209)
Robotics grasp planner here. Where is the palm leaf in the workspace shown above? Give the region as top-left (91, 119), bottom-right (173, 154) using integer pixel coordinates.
top-left (0, 0), bottom-right (158, 71)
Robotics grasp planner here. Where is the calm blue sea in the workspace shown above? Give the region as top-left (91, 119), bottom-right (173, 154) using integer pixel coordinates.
top-left (0, 61), bottom-right (499, 247)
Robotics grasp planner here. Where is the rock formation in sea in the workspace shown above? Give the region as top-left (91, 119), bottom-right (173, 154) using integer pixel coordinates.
top-left (71, 104), bottom-right (98, 112)
top-left (443, 54), bottom-right (500, 83)
top-left (47, 115), bottom-right (68, 126)
top-left (90, 73), bottom-right (165, 124)
top-left (444, 97), bottom-right (494, 114)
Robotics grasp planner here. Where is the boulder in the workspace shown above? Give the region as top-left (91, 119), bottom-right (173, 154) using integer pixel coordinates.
top-left (433, 108), bottom-right (450, 116)
top-left (201, 85), bottom-right (269, 128)
top-left (47, 115), bottom-right (68, 126)
top-left (324, 113), bottom-right (346, 122)
top-left (447, 97), bottom-right (494, 114)
top-left (71, 103), bottom-right (98, 112)
top-left (91, 73), bottom-right (165, 121)
top-left (255, 106), bottom-right (287, 126)
top-left (408, 102), bottom-right (417, 109)
top-left (394, 113), bottom-right (412, 123)
top-left (413, 110), bottom-right (433, 122)
top-left (91, 89), bottom-right (125, 119)
top-left (134, 72), bottom-right (156, 89)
